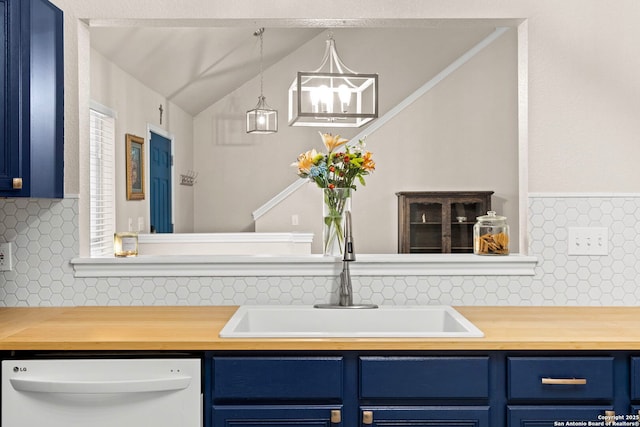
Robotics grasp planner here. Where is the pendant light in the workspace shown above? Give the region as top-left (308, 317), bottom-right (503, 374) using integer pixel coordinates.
top-left (246, 28), bottom-right (278, 134)
top-left (288, 32), bottom-right (378, 128)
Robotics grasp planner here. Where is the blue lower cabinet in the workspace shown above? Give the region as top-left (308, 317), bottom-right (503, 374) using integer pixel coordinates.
top-left (507, 406), bottom-right (614, 427)
top-left (360, 406), bottom-right (490, 427)
top-left (213, 405), bottom-right (343, 427)
top-left (205, 352), bottom-right (637, 427)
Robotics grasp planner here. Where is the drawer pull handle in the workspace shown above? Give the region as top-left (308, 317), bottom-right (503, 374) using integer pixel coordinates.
top-left (362, 411), bottom-right (373, 425)
top-left (330, 410), bottom-right (341, 424)
top-left (12, 178), bottom-right (22, 189)
top-left (541, 377), bottom-right (587, 385)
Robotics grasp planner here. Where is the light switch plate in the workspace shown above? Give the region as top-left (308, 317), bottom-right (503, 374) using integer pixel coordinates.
top-left (568, 227), bottom-right (608, 256)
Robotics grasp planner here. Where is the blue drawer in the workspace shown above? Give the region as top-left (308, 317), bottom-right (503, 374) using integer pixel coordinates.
top-left (213, 405), bottom-right (343, 427)
top-left (508, 357), bottom-right (614, 401)
top-left (360, 356), bottom-right (489, 399)
top-left (361, 406), bottom-right (490, 427)
top-left (213, 357), bottom-right (343, 400)
top-left (508, 405), bottom-right (615, 426)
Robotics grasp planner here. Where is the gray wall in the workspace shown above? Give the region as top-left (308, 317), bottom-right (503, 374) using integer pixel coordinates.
top-left (194, 27), bottom-right (519, 255)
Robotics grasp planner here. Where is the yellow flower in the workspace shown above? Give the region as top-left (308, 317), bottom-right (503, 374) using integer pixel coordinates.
top-left (292, 149), bottom-right (319, 173)
top-left (319, 132), bottom-right (348, 153)
top-left (362, 151), bottom-right (376, 171)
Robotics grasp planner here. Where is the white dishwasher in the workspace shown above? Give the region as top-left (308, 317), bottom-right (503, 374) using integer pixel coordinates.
top-left (2, 358), bottom-right (201, 427)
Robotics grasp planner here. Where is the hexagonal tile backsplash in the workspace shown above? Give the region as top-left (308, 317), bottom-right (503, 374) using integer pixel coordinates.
top-left (1, 195), bottom-right (640, 306)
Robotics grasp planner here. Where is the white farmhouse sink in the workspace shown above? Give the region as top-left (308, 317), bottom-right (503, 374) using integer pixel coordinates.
top-left (219, 305), bottom-right (483, 338)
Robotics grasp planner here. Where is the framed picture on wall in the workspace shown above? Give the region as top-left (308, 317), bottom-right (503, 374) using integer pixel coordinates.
top-left (126, 133), bottom-right (145, 200)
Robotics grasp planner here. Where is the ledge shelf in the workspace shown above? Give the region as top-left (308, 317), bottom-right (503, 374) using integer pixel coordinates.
top-left (70, 254), bottom-right (538, 278)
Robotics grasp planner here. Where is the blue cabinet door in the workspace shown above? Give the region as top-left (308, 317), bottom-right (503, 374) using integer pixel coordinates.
top-left (213, 405), bottom-right (342, 427)
top-left (508, 406), bottom-right (614, 427)
top-left (0, 0), bottom-right (20, 192)
top-left (360, 406), bottom-right (490, 427)
top-left (0, 0), bottom-right (63, 197)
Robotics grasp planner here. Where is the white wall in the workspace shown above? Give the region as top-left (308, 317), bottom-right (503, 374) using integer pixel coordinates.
top-left (3, 194), bottom-right (640, 307)
top-left (90, 49), bottom-right (195, 233)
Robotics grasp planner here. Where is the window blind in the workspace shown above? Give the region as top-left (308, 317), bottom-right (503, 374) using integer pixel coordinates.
top-left (89, 107), bottom-right (115, 257)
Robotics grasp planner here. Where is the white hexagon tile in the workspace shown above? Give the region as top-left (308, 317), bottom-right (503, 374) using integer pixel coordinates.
top-left (1, 195), bottom-right (640, 307)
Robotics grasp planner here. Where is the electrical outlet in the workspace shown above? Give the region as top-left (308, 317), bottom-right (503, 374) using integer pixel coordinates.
top-left (0, 242), bottom-right (12, 271)
top-left (128, 218), bottom-right (134, 232)
top-left (291, 214), bottom-right (299, 226)
top-left (138, 217), bottom-right (145, 232)
top-left (568, 227), bottom-right (608, 256)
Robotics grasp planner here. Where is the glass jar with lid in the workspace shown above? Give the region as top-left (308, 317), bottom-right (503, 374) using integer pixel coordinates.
top-left (473, 211), bottom-right (509, 255)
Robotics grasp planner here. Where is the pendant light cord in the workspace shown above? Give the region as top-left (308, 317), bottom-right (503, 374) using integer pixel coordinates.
top-left (256, 28), bottom-right (265, 99)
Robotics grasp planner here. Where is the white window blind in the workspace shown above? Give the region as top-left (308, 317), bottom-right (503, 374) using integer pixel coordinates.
top-left (89, 107), bottom-right (115, 257)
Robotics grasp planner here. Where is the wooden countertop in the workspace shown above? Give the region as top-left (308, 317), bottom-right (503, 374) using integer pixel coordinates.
top-left (0, 306), bottom-right (638, 351)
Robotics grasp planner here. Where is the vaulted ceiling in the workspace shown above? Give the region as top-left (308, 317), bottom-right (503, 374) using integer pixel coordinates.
top-left (89, 21), bottom-right (516, 118)
top-left (90, 26), bottom-right (323, 116)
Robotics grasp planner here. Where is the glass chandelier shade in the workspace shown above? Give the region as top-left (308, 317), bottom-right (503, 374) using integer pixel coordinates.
top-left (247, 28), bottom-right (278, 134)
top-left (288, 34), bottom-right (378, 128)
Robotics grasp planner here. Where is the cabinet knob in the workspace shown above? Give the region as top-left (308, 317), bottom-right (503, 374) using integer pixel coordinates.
top-left (362, 410), bottom-right (373, 425)
top-left (604, 411), bottom-right (615, 427)
top-left (12, 178), bottom-right (22, 189)
top-left (330, 410), bottom-right (341, 424)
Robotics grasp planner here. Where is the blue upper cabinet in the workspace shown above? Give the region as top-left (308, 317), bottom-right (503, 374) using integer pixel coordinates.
top-left (0, 0), bottom-right (19, 193)
top-left (0, 0), bottom-right (63, 198)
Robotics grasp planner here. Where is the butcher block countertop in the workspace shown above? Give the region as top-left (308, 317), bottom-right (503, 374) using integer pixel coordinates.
top-left (0, 306), bottom-right (638, 351)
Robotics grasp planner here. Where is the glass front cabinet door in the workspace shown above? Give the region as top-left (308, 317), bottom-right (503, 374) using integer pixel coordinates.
top-left (396, 191), bottom-right (493, 253)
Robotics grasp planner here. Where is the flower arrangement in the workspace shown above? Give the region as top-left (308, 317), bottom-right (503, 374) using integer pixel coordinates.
top-left (293, 132), bottom-right (375, 255)
top-left (293, 132), bottom-right (376, 190)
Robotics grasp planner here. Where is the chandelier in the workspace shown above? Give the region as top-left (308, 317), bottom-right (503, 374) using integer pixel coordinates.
top-left (288, 33), bottom-right (378, 128)
top-left (246, 28), bottom-right (278, 134)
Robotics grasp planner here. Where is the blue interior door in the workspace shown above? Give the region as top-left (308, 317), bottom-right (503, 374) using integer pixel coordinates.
top-left (150, 132), bottom-right (173, 233)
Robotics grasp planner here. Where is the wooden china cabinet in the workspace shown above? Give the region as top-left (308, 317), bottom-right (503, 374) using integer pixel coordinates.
top-left (396, 191), bottom-right (493, 253)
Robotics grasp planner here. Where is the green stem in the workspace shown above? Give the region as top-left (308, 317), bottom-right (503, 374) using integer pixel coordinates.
top-left (323, 188), bottom-right (350, 255)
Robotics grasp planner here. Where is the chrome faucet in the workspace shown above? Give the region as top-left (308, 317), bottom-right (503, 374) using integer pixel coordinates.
top-left (339, 210), bottom-right (355, 306)
top-left (316, 211), bottom-right (377, 309)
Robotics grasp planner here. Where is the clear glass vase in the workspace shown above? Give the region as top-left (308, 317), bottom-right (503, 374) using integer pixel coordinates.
top-left (323, 187), bottom-right (352, 256)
